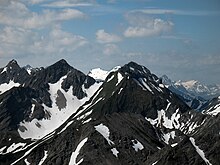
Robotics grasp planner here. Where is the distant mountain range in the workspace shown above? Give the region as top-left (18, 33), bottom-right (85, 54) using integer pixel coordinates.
top-left (160, 75), bottom-right (220, 111)
top-left (0, 60), bottom-right (219, 165)
top-left (161, 75), bottom-right (220, 100)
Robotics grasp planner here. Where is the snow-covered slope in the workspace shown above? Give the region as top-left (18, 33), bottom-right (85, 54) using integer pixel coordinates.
top-left (18, 75), bottom-right (101, 139)
top-left (88, 66), bottom-right (121, 81)
top-left (88, 68), bottom-right (109, 81)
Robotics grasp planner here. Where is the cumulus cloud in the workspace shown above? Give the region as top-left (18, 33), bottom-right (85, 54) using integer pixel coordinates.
top-left (0, 27), bottom-right (38, 57)
top-left (124, 19), bottom-right (173, 37)
top-left (124, 11), bottom-right (174, 38)
top-left (0, 26), bottom-right (87, 58)
top-left (0, 1), bottom-right (85, 29)
top-left (24, 9), bottom-right (85, 29)
top-left (96, 29), bottom-right (121, 43)
top-left (33, 26), bottom-right (87, 54)
top-left (0, 0), bottom-right (88, 66)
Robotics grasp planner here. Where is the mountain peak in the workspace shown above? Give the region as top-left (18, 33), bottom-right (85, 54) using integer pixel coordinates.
top-left (46, 59), bottom-right (73, 71)
top-left (125, 61), bottom-right (150, 73)
top-left (23, 64), bottom-right (33, 75)
top-left (53, 59), bottom-right (70, 67)
top-left (181, 80), bottom-right (198, 88)
top-left (57, 59), bottom-right (68, 64)
top-left (6, 59), bottom-right (20, 69)
top-left (161, 75), bottom-right (172, 85)
top-left (9, 59), bottom-right (17, 64)
top-left (119, 61), bottom-right (151, 79)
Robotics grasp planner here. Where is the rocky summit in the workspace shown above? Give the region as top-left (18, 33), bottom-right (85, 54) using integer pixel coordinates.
top-left (0, 60), bottom-right (219, 165)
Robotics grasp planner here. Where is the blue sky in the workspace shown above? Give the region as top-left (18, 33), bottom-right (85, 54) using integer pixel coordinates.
top-left (0, 0), bottom-right (219, 84)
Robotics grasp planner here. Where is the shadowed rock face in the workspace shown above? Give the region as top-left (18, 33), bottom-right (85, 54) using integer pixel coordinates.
top-left (0, 87), bottom-right (38, 131)
top-left (0, 60), bottom-right (219, 165)
top-left (56, 90), bottom-right (67, 110)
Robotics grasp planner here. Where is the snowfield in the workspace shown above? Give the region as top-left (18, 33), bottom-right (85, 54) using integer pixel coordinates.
top-left (18, 75), bottom-right (101, 139)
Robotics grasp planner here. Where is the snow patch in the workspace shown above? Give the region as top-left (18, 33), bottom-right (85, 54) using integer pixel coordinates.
top-left (0, 80), bottom-right (20, 94)
top-left (118, 88), bottom-right (123, 94)
top-left (162, 131), bottom-right (176, 144)
top-left (139, 78), bottom-right (154, 94)
top-left (1, 67), bottom-right (7, 74)
top-left (77, 110), bottom-right (93, 121)
top-left (116, 72), bottom-right (123, 86)
top-left (131, 139), bottom-right (144, 152)
top-left (0, 146), bottom-right (7, 154)
top-left (24, 159), bottom-right (30, 165)
top-left (6, 142), bottom-right (26, 153)
top-left (29, 104), bottom-right (35, 118)
top-left (111, 148), bottom-right (119, 157)
top-left (82, 118), bottom-right (92, 124)
top-left (189, 137), bottom-right (212, 165)
top-left (94, 123), bottom-right (114, 145)
top-left (11, 134), bottom-right (53, 165)
top-left (152, 161), bottom-right (158, 165)
top-left (171, 143), bottom-right (178, 147)
top-left (159, 84), bottom-right (164, 88)
top-left (69, 138), bottom-right (88, 165)
top-left (107, 74), bottom-right (115, 82)
top-left (145, 106), bottom-right (181, 130)
top-left (38, 151), bottom-right (48, 165)
top-left (150, 82), bottom-right (163, 93)
top-left (205, 103), bottom-right (220, 116)
top-left (188, 122), bottom-right (198, 133)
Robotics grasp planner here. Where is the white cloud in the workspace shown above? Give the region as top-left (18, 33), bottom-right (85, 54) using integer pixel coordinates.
top-left (96, 29), bottom-right (121, 43)
top-left (0, 26), bottom-right (87, 58)
top-left (124, 19), bottom-right (173, 37)
top-left (103, 44), bottom-right (119, 55)
top-left (131, 8), bottom-right (220, 16)
top-left (0, 0), bottom-right (88, 66)
top-left (43, 0), bottom-right (96, 8)
top-left (0, 26), bottom-right (38, 57)
top-left (124, 12), bottom-right (173, 38)
top-left (28, 0), bottom-right (49, 4)
top-left (34, 26), bottom-right (87, 54)
top-left (132, 9), bottom-right (175, 15)
top-left (23, 9), bottom-right (85, 29)
top-left (0, 1), bottom-right (85, 29)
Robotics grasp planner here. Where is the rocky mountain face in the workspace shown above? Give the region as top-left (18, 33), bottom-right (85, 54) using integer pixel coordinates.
top-left (0, 60), bottom-right (219, 165)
